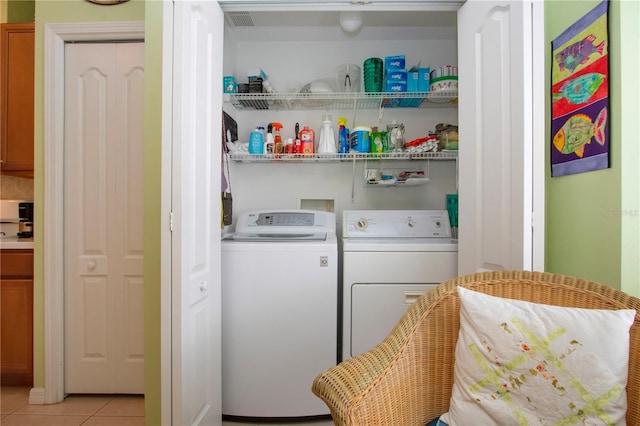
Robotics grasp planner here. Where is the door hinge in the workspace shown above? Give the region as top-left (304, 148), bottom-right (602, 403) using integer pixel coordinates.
top-left (169, 212), bottom-right (173, 232)
top-left (531, 211), bottom-right (535, 229)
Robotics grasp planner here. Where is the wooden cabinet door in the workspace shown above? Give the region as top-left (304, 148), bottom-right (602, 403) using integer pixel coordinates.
top-left (1, 249), bottom-right (34, 386)
top-left (0, 279), bottom-right (34, 386)
top-left (0, 23), bottom-right (35, 177)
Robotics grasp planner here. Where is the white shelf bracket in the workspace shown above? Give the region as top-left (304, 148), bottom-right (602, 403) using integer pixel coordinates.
top-left (378, 98), bottom-right (385, 120)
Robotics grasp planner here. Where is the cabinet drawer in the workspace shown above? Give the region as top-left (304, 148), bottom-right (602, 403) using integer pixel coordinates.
top-left (0, 250), bottom-right (33, 277)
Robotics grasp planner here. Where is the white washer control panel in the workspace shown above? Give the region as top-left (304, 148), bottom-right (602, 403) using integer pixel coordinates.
top-left (236, 209), bottom-right (336, 235)
top-left (343, 210), bottom-right (451, 238)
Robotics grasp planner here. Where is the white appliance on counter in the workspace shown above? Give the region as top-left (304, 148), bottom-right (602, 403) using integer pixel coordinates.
top-left (342, 210), bottom-right (458, 361)
top-left (0, 200), bottom-right (34, 249)
top-left (221, 209), bottom-right (337, 420)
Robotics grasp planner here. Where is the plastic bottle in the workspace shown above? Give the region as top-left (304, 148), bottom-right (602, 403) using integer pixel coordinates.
top-left (387, 120), bottom-right (405, 150)
top-left (299, 126), bottom-right (315, 156)
top-left (260, 69), bottom-right (275, 94)
top-left (272, 122), bottom-right (284, 154)
top-left (264, 132), bottom-right (274, 154)
top-left (284, 138), bottom-right (294, 154)
top-left (248, 126), bottom-right (264, 154)
top-left (317, 115), bottom-right (337, 154)
top-left (338, 117), bottom-right (349, 154)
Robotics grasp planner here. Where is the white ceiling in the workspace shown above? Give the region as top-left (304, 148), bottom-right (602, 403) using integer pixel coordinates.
top-left (224, 10), bottom-right (458, 42)
top-left (225, 10), bottom-right (457, 28)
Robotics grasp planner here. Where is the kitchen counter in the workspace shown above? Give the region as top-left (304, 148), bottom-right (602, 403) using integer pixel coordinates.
top-left (0, 237), bottom-right (34, 250)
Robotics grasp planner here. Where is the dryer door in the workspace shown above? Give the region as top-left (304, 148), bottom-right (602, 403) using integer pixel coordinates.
top-left (350, 283), bottom-right (437, 358)
top-left (342, 250), bottom-right (457, 360)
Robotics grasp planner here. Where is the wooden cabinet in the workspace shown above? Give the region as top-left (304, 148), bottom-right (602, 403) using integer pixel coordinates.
top-left (0, 23), bottom-right (35, 178)
top-left (1, 249), bottom-right (33, 386)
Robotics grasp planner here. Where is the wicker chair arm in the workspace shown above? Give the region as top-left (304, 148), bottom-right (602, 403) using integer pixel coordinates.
top-left (313, 283), bottom-right (455, 426)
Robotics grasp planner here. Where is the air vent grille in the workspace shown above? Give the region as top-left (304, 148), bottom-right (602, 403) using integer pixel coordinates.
top-left (227, 12), bottom-right (255, 27)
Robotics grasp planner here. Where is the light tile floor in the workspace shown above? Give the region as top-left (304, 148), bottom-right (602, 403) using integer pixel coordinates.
top-left (1, 386), bottom-right (335, 426)
top-left (1, 386), bottom-right (144, 426)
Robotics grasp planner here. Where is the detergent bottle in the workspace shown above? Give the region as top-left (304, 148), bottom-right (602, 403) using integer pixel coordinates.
top-left (299, 126), bottom-right (315, 156)
top-left (317, 114), bottom-right (337, 154)
top-left (248, 126), bottom-right (264, 154)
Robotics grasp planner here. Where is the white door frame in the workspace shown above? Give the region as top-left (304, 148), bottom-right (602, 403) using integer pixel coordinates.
top-left (41, 21), bottom-right (145, 405)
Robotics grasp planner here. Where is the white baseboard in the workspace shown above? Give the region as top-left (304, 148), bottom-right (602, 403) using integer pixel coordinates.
top-left (28, 387), bottom-right (45, 405)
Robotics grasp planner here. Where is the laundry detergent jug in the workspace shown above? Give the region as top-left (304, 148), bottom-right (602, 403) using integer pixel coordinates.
top-left (317, 115), bottom-right (337, 154)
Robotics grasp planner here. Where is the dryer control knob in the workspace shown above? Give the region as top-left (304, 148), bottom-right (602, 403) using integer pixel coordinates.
top-left (355, 218), bottom-right (368, 231)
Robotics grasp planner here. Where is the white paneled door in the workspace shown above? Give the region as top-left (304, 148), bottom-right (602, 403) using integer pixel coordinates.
top-left (169, 1), bottom-right (223, 424)
top-left (457, 0), bottom-right (543, 274)
top-left (64, 42), bottom-right (144, 394)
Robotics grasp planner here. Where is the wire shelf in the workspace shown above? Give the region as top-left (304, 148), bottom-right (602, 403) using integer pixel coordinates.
top-left (228, 150), bottom-right (458, 163)
top-left (225, 91), bottom-right (458, 111)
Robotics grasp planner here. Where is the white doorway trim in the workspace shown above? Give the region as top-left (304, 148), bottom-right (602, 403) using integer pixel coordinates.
top-left (41, 21), bottom-right (144, 405)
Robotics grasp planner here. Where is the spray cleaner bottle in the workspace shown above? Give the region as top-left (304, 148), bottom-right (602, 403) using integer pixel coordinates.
top-left (338, 117), bottom-right (349, 154)
top-left (271, 122), bottom-right (284, 154)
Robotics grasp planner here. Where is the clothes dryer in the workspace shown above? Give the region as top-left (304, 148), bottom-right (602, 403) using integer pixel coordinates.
top-left (342, 210), bottom-right (458, 361)
top-left (221, 210), bottom-right (337, 420)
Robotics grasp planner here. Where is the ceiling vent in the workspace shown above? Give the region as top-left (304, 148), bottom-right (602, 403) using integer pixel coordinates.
top-left (226, 11), bottom-right (255, 27)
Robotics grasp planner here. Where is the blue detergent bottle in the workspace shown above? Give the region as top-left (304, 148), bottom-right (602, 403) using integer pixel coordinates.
top-left (248, 126), bottom-right (264, 154)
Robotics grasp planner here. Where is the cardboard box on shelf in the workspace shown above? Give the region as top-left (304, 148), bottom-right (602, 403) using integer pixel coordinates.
top-left (418, 68), bottom-right (431, 91)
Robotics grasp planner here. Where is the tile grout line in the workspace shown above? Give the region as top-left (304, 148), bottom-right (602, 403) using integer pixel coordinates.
top-left (2, 387), bottom-right (145, 422)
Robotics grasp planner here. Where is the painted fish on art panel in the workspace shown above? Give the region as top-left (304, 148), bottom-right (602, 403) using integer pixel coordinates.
top-left (553, 73), bottom-right (605, 105)
top-left (556, 34), bottom-right (606, 74)
top-left (553, 108), bottom-right (607, 158)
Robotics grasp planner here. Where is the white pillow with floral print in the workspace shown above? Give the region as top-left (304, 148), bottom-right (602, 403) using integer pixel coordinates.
top-left (440, 286), bottom-right (636, 426)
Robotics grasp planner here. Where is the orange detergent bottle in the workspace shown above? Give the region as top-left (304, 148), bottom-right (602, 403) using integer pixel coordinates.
top-left (299, 126), bottom-right (315, 156)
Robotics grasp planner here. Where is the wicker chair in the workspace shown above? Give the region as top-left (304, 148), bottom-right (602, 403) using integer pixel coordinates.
top-left (312, 270), bottom-right (640, 425)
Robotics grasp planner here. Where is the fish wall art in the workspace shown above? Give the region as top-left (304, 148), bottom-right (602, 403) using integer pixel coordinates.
top-left (551, 0), bottom-right (609, 177)
top-left (553, 108), bottom-right (607, 158)
top-left (555, 34), bottom-right (605, 74)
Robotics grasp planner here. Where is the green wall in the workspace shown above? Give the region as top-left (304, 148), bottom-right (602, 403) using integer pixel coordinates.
top-left (545, 0), bottom-right (625, 289)
top-left (142, 2), bottom-right (163, 425)
top-left (7, 0), bottom-right (34, 22)
top-left (31, 1), bottom-right (163, 424)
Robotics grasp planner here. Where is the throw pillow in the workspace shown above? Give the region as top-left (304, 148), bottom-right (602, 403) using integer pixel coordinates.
top-left (440, 286), bottom-right (636, 426)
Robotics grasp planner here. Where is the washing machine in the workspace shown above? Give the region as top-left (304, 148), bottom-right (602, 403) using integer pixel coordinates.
top-left (221, 209), bottom-right (337, 420)
top-left (342, 210), bottom-right (458, 361)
